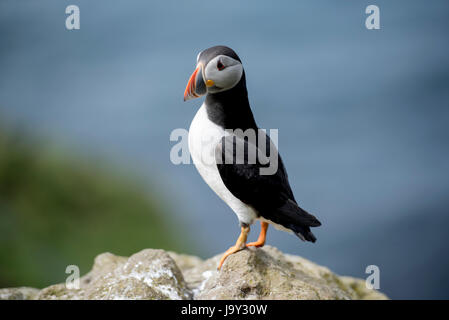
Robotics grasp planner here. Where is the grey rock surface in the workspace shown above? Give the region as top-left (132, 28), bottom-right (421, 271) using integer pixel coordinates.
top-left (2, 246), bottom-right (388, 300)
top-left (0, 287), bottom-right (40, 300)
top-left (37, 249), bottom-right (191, 300)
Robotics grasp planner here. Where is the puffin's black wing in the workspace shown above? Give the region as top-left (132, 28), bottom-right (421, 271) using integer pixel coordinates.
top-left (215, 133), bottom-right (321, 242)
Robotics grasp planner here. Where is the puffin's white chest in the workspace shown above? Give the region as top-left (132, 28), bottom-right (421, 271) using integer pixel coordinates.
top-left (188, 103), bottom-right (258, 225)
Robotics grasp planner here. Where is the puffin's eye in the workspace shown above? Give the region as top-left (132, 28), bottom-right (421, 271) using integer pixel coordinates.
top-left (217, 60), bottom-right (225, 71)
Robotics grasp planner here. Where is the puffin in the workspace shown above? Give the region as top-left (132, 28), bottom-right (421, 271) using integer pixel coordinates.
top-left (184, 45), bottom-right (321, 270)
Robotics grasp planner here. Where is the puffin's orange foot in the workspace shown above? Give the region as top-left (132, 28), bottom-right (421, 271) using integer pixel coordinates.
top-left (246, 241), bottom-right (265, 248)
top-left (217, 244), bottom-right (245, 270)
top-left (217, 225), bottom-right (250, 270)
top-left (246, 221), bottom-right (268, 248)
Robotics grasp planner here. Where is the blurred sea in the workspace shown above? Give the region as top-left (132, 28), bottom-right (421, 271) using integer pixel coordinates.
top-left (1, 0), bottom-right (448, 298)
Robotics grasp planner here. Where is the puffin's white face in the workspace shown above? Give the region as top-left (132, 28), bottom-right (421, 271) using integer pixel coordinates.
top-left (184, 53), bottom-right (243, 101)
top-left (203, 55), bottom-right (243, 94)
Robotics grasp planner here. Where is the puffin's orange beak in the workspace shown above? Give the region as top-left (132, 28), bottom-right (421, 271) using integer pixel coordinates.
top-left (184, 67), bottom-right (200, 101)
top-left (184, 64), bottom-right (207, 101)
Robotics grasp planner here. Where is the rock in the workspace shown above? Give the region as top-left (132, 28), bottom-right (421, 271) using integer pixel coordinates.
top-left (339, 276), bottom-right (388, 300)
top-left (0, 287), bottom-right (40, 300)
top-left (37, 249), bottom-right (191, 300)
top-left (2, 246), bottom-right (388, 300)
top-left (172, 246), bottom-right (388, 300)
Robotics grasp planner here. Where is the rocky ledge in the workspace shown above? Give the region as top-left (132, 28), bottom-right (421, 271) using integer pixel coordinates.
top-left (0, 246), bottom-right (387, 300)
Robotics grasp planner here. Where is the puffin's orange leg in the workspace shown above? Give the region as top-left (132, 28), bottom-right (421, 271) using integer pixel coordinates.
top-left (246, 221), bottom-right (268, 248)
top-left (217, 225), bottom-right (250, 270)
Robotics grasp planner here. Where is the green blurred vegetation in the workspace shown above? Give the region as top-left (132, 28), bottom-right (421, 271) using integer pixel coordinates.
top-left (0, 125), bottom-right (187, 288)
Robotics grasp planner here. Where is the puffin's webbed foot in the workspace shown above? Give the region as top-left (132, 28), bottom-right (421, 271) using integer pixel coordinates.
top-left (217, 225), bottom-right (250, 270)
top-left (246, 221), bottom-right (269, 248)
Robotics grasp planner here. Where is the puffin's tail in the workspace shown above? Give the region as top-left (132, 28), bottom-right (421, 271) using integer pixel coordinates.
top-left (278, 199), bottom-right (321, 243)
top-left (290, 224), bottom-right (318, 243)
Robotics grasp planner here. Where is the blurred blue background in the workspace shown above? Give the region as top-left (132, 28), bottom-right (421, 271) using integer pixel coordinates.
top-left (1, 0), bottom-right (448, 299)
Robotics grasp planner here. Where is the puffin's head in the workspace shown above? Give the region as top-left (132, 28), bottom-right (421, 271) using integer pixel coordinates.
top-left (184, 46), bottom-right (244, 101)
